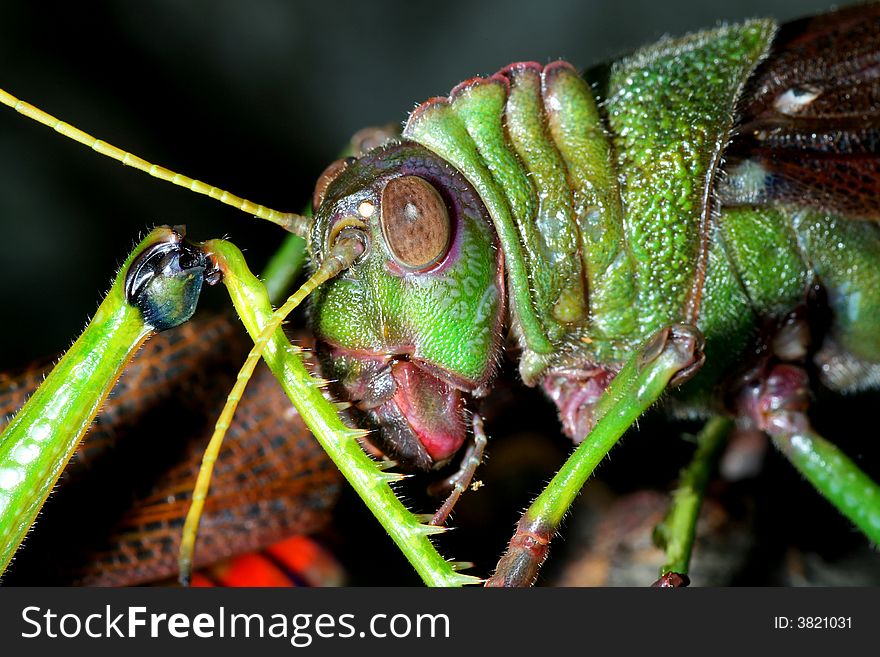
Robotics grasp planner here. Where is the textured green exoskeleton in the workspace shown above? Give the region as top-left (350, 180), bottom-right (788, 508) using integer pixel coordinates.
top-left (309, 9), bottom-right (880, 584)
top-left (312, 21), bottom-right (782, 434)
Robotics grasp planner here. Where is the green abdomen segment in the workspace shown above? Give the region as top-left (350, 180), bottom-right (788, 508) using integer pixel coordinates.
top-left (690, 207), bottom-right (811, 393)
top-left (692, 206), bottom-right (880, 399)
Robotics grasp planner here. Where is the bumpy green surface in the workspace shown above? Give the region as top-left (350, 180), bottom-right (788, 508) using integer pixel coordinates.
top-left (693, 206), bottom-right (880, 396)
top-left (606, 20), bottom-right (775, 338)
top-left (679, 205), bottom-right (811, 401)
top-left (403, 66), bottom-right (637, 361)
top-left (678, 223), bottom-right (756, 404)
top-left (719, 206), bottom-right (811, 314)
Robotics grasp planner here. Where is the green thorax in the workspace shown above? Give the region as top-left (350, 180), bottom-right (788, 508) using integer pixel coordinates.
top-left (403, 20), bottom-right (776, 384)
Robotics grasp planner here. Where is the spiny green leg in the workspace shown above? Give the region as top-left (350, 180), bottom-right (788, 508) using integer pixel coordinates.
top-left (486, 324), bottom-right (705, 587)
top-left (756, 365), bottom-right (880, 544)
top-left (205, 239), bottom-right (480, 587)
top-left (652, 416), bottom-right (733, 587)
top-left (180, 231), bottom-right (367, 585)
top-left (0, 227), bottom-right (210, 575)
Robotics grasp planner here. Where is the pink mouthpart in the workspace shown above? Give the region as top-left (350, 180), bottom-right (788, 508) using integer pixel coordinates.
top-left (390, 361), bottom-right (466, 462)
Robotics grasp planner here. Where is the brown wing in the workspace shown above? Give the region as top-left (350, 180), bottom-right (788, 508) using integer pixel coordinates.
top-left (721, 4), bottom-right (880, 219)
top-left (0, 315), bottom-right (341, 586)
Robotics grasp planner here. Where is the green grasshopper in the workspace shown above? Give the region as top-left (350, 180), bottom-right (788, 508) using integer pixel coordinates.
top-left (2, 4), bottom-right (880, 586)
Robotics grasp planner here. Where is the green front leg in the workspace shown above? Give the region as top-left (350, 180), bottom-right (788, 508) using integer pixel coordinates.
top-left (487, 324), bottom-right (705, 587)
top-left (205, 240), bottom-right (480, 587)
top-left (0, 227), bottom-right (210, 574)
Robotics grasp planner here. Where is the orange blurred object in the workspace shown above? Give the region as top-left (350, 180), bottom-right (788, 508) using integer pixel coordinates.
top-left (193, 536), bottom-right (345, 587)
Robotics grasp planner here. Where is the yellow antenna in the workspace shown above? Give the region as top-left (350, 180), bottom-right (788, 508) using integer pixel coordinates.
top-left (0, 87), bottom-right (310, 238)
top-left (178, 228), bottom-right (366, 584)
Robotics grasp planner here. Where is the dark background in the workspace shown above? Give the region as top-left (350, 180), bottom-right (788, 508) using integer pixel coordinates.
top-left (2, 1), bottom-right (877, 587)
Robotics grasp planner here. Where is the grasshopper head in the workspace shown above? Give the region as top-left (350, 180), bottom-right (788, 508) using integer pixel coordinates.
top-left (308, 142), bottom-right (505, 470)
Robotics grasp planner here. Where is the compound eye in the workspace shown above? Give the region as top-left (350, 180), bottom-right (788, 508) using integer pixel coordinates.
top-left (380, 175), bottom-right (451, 270)
top-left (312, 157), bottom-right (355, 211)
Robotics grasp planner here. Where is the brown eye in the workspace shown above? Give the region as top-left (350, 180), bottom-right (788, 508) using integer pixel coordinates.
top-left (380, 175), bottom-right (451, 270)
top-left (312, 157), bottom-right (355, 211)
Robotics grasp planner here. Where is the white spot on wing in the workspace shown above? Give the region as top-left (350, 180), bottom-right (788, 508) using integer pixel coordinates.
top-left (773, 86), bottom-right (821, 116)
